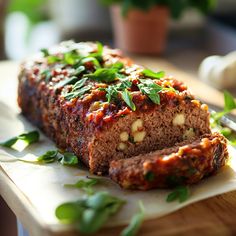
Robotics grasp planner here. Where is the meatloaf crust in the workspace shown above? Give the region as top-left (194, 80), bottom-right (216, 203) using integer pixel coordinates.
top-left (18, 41), bottom-right (211, 174)
top-left (109, 133), bottom-right (229, 190)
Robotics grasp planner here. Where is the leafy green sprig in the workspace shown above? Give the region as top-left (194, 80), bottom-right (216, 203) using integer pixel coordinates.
top-left (166, 186), bottom-right (190, 203)
top-left (0, 131), bottom-right (39, 151)
top-left (55, 191), bottom-right (125, 234)
top-left (210, 91), bottom-right (236, 146)
top-left (120, 201), bottom-right (145, 236)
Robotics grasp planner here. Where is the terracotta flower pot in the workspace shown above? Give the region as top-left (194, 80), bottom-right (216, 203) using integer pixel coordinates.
top-left (110, 5), bottom-right (169, 55)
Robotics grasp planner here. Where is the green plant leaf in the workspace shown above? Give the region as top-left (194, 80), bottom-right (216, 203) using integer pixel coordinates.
top-left (54, 77), bottom-right (79, 90)
top-left (87, 68), bottom-right (118, 83)
top-left (223, 90), bottom-right (236, 112)
top-left (166, 186), bottom-right (190, 203)
top-left (142, 69), bottom-right (165, 79)
top-left (37, 150), bottom-right (58, 163)
top-left (0, 130), bottom-right (39, 150)
top-left (59, 152), bottom-right (78, 166)
top-left (121, 89), bottom-right (136, 111)
top-left (121, 201), bottom-right (145, 236)
top-left (144, 171), bottom-right (155, 182)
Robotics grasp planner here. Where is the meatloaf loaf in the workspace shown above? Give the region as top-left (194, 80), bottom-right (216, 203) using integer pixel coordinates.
top-left (109, 133), bottom-right (229, 190)
top-left (18, 41), bottom-right (211, 174)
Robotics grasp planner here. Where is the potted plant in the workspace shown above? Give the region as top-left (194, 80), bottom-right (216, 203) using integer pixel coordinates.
top-left (101, 0), bottom-right (217, 54)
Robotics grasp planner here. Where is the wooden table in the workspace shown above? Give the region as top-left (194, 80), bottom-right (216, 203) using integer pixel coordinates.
top-left (0, 60), bottom-right (236, 236)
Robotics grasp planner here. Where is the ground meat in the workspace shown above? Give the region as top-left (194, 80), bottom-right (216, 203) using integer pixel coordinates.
top-left (109, 133), bottom-right (229, 190)
top-left (18, 41), bottom-right (211, 174)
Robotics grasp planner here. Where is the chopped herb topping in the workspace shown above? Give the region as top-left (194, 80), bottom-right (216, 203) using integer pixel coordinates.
top-left (41, 48), bottom-right (50, 57)
top-left (142, 69), bottom-right (165, 79)
top-left (121, 89), bottom-right (136, 111)
top-left (144, 171), bottom-right (155, 182)
top-left (138, 79), bottom-right (163, 104)
top-left (166, 186), bottom-right (189, 203)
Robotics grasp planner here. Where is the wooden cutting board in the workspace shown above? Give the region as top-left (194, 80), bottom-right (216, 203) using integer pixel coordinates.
top-left (0, 60), bottom-right (236, 236)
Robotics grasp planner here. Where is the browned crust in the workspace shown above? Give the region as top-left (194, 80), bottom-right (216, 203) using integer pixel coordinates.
top-left (109, 133), bottom-right (229, 190)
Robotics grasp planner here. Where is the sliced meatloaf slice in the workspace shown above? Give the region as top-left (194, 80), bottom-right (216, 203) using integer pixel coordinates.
top-left (109, 132), bottom-right (229, 190)
top-left (18, 41), bottom-right (211, 174)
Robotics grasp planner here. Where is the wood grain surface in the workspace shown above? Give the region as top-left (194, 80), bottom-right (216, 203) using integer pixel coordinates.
top-left (0, 60), bottom-right (236, 236)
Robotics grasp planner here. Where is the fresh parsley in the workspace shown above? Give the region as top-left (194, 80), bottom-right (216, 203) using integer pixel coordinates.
top-left (40, 48), bottom-right (50, 57)
top-left (121, 201), bottom-right (145, 236)
top-left (65, 177), bottom-right (99, 195)
top-left (166, 186), bottom-right (189, 203)
top-left (121, 89), bottom-right (136, 111)
top-left (0, 131), bottom-right (40, 151)
top-left (142, 69), bottom-right (165, 79)
top-left (55, 191), bottom-right (125, 234)
top-left (144, 171), bottom-right (155, 182)
top-left (58, 152), bottom-right (78, 166)
top-left (37, 150), bottom-right (58, 163)
top-left (64, 85), bottom-right (92, 100)
top-left (138, 79), bottom-right (162, 104)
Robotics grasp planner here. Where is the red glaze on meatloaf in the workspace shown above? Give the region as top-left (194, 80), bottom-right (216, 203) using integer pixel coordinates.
top-left (109, 133), bottom-right (229, 190)
top-left (18, 41), bottom-right (211, 174)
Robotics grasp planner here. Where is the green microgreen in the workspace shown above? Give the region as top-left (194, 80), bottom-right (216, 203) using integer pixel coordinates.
top-left (166, 186), bottom-right (189, 203)
top-left (120, 201), bottom-right (145, 236)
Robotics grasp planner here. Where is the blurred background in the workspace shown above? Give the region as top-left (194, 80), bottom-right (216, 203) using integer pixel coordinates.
top-left (0, 0), bottom-right (235, 86)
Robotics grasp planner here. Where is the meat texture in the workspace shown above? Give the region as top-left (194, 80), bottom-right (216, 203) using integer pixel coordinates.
top-left (109, 133), bottom-right (229, 190)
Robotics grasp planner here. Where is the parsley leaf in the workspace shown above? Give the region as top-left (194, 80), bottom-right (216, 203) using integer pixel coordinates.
top-left (106, 85), bottom-right (119, 103)
top-left (54, 76), bottom-right (78, 90)
top-left (142, 69), bottom-right (165, 79)
top-left (64, 85), bottom-right (92, 100)
top-left (58, 152), bottom-right (78, 166)
top-left (65, 177), bottom-right (99, 195)
top-left (87, 68), bottom-right (118, 83)
top-left (37, 150), bottom-right (58, 163)
top-left (138, 79), bottom-right (162, 104)
top-left (41, 69), bottom-right (51, 82)
top-left (121, 201), bottom-right (145, 236)
top-left (0, 131), bottom-right (40, 150)
top-left (166, 186), bottom-right (189, 203)
top-left (55, 192), bottom-right (125, 234)
top-left (121, 89), bottom-right (136, 111)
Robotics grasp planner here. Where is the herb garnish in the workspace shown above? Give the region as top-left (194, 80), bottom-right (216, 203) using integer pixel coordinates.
top-left (55, 192), bottom-right (125, 234)
top-left (210, 91), bottom-right (236, 146)
top-left (0, 131), bottom-right (40, 151)
top-left (144, 171), bottom-right (155, 182)
top-left (121, 201), bottom-right (145, 236)
top-left (138, 79), bottom-right (163, 104)
top-left (142, 69), bottom-right (165, 79)
top-left (41, 48), bottom-right (50, 57)
top-left (121, 89), bottom-right (136, 111)
top-left (37, 150), bottom-right (58, 163)
top-left (166, 186), bottom-right (189, 203)
top-left (58, 152), bottom-right (78, 166)
top-left (65, 177), bottom-right (99, 195)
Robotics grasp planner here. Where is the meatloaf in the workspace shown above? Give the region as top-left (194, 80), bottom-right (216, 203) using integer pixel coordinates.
top-left (109, 133), bottom-right (229, 190)
top-left (18, 41), bottom-right (211, 174)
